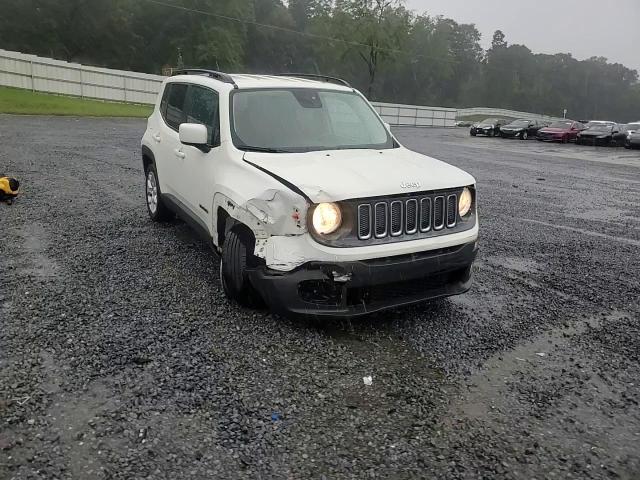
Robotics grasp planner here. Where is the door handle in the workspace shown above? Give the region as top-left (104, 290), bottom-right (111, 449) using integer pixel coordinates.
top-left (152, 133), bottom-right (161, 143)
top-left (174, 149), bottom-right (185, 159)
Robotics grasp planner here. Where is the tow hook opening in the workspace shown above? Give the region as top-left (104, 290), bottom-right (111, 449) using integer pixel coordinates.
top-left (332, 271), bottom-right (352, 283)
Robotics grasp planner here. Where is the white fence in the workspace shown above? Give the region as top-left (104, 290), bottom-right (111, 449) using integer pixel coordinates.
top-left (372, 101), bottom-right (457, 127)
top-left (457, 107), bottom-right (564, 123)
top-left (0, 48), bottom-right (164, 104)
top-left (1, 48), bottom-right (560, 127)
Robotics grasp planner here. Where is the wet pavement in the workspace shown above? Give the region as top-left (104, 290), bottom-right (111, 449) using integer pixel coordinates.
top-left (1, 117), bottom-right (639, 479)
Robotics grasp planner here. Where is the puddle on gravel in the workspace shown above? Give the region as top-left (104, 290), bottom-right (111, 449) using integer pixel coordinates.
top-left (315, 320), bottom-right (446, 414)
top-left (451, 310), bottom-right (628, 421)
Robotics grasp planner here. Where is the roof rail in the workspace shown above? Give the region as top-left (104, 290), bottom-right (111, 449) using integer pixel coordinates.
top-left (275, 73), bottom-right (351, 88)
top-left (172, 69), bottom-right (237, 88)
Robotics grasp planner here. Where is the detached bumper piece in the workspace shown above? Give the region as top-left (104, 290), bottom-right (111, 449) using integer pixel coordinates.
top-left (249, 241), bottom-right (478, 318)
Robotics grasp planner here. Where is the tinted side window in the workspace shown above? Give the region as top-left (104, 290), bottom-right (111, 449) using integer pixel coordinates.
top-left (165, 83), bottom-right (188, 130)
top-left (184, 86), bottom-right (220, 146)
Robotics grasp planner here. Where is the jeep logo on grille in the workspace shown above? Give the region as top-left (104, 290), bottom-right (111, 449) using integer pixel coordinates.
top-left (400, 181), bottom-right (421, 189)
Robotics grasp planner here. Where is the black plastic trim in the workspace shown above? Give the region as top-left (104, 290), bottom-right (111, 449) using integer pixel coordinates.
top-left (249, 241), bottom-right (478, 318)
top-left (172, 69), bottom-right (238, 88)
top-left (162, 193), bottom-right (213, 245)
top-left (274, 73), bottom-right (351, 88)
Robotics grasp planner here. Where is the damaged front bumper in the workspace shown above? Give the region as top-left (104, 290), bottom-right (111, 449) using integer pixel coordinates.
top-left (248, 241), bottom-right (478, 318)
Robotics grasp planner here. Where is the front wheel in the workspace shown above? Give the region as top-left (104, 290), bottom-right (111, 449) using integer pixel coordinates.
top-left (520, 131), bottom-right (528, 140)
top-left (220, 226), bottom-right (264, 308)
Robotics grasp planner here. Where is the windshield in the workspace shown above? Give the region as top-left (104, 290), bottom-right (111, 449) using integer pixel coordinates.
top-left (508, 120), bottom-right (531, 127)
top-left (230, 89), bottom-right (393, 152)
top-left (549, 121), bottom-right (572, 129)
top-left (479, 118), bottom-right (499, 126)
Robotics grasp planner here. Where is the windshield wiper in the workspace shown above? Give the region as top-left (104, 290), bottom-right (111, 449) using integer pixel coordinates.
top-left (239, 145), bottom-right (291, 153)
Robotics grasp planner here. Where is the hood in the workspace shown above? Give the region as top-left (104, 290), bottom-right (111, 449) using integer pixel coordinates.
top-left (244, 148), bottom-right (475, 203)
top-left (581, 130), bottom-right (610, 137)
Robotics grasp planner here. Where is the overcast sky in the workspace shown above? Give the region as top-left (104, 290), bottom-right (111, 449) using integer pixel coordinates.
top-left (404, 0), bottom-right (640, 73)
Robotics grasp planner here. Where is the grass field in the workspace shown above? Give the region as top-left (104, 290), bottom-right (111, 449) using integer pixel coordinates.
top-left (0, 87), bottom-right (152, 117)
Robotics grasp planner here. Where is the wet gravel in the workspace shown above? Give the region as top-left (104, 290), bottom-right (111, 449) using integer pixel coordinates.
top-left (1, 116), bottom-right (639, 479)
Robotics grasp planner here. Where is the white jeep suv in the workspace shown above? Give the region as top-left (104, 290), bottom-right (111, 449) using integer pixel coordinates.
top-left (141, 70), bottom-right (478, 317)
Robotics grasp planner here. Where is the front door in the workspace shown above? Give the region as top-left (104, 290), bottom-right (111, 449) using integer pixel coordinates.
top-left (178, 84), bottom-right (221, 229)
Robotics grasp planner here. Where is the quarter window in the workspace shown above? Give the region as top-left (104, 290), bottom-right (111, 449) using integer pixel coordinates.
top-left (164, 83), bottom-right (188, 130)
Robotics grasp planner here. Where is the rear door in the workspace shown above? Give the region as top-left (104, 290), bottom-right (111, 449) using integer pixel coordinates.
top-left (158, 82), bottom-right (189, 200)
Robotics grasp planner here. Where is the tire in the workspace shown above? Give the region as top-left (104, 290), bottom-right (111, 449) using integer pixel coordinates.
top-left (470, 130), bottom-right (476, 137)
top-left (145, 163), bottom-right (171, 222)
top-left (220, 225), bottom-right (264, 307)
top-left (562, 135), bottom-right (568, 144)
top-left (520, 131), bottom-right (528, 140)
top-left (493, 128), bottom-right (500, 137)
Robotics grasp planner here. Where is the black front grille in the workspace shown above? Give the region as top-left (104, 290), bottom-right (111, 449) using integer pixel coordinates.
top-left (446, 195), bottom-right (457, 227)
top-left (420, 198), bottom-right (431, 232)
top-left (433, 196), bottom-right (445, 230)
top-left (357, 204), bottom-right (372, 240)
top-left (390, 201), bottom-right (403, 236)
top-left (357, 191), bottom-right (460, 241)
top-left (374, 202), bottom-right (387, 237)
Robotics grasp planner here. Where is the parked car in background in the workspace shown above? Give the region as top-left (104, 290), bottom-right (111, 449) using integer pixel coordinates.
top-left (576, 123), bottom-right (625, 146)
top-left (470, 118), bottom-right (508, 137)
top-left (585, 120), bottom-right (616, 128)
top-left (625, 128), bottom-right (640, 149)
top-left (621, 122), bottom-right (640, 147)
top-left (499, 119), bottom-right (546, 140)
top-left (536, 120), bottom-right (585, 143)
top-left (456, 120), bottom-right (473, 127)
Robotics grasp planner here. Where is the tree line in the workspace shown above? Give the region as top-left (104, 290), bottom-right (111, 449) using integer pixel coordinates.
top-left (1, 0), bottom-right (639, 121)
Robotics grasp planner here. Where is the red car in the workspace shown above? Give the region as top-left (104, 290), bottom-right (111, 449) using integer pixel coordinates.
top-left (536, 120), bottom-right (586, 143)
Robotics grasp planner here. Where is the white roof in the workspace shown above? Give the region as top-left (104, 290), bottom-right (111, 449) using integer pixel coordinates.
top-left (231, 74), bottom-right (352, 91)
top-left (167, 72), bottom-right (353, 92)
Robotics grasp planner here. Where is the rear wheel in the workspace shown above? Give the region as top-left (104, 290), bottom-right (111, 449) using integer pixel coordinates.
top-left (145, 164), bottom-right (171, 222)
top-left (220, 225), bottom-right (264, 307)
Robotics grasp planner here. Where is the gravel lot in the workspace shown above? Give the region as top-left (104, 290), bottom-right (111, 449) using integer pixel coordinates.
top-left (1, 116), bottom-right (639, 479)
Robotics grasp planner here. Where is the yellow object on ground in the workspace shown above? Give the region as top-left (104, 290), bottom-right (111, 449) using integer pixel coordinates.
top-left (0, 176), bottom-right (20, 204)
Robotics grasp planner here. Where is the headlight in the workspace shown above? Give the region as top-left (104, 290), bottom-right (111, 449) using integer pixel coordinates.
top-left (312, 202), bottom-right (342, 235)
top-left (458, 187), bottom-right (473, 217)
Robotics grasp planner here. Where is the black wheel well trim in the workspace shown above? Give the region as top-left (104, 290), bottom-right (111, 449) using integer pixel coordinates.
top-left (142, 145), bottom-right (155, 172)
top-left (216, 207), bottom-right (259, 247)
